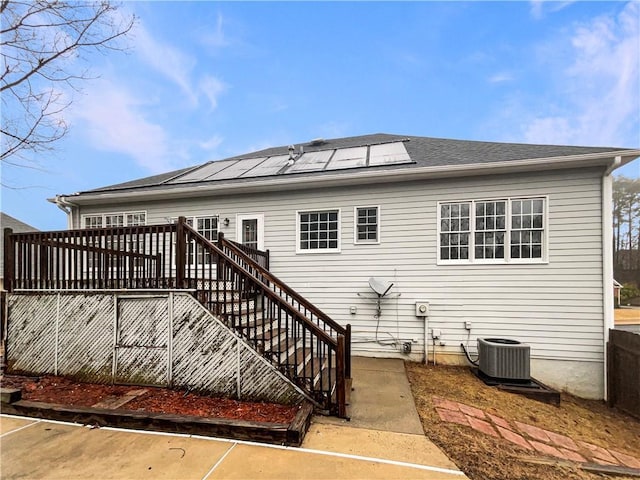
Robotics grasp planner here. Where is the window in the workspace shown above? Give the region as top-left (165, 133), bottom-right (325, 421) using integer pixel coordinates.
top-left (194, 216), bottom-right (218, 265)
top-left (438, 198), bottom-right (546, 263)
top-left (298, 210), bottom-right (340, 252)
top-left (511, 199), bottom-right (544, 259)
top-left (355, 206), bottom-right (379, 244)
top-left (171, 216), bottom-right (219, 265)
top-left (474, 200), bottom-right (506, 260)
top-left (82, 211), bottom-right (146, 228)
top-left (241, 218), bottom-right (259, 249)
top-left (439, 203), bottom-right (470, 260)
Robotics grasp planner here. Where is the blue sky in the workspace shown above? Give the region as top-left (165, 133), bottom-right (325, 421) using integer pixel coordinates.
top-left (2, 1), bottom-right (639, 230)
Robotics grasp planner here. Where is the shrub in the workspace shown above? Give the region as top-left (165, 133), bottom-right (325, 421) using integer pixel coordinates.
top-left (620, 283), bottom-right (640, 305)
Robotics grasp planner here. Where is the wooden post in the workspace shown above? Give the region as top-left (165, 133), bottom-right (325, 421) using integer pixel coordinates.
top-left (336, 334), bottom-right (347, 418)
top-left (217, 231), bottom-right (225, 283)
top-left (265, 249), bottom-right (270, 271)
top-left (345, 324), bottom-right (352, 379)
top-left (176, 216), bottom-right (186, 289)
top-left (3, 228), bottom-right (14, 292)
top-left (606, 336), bottom-right (614, 408)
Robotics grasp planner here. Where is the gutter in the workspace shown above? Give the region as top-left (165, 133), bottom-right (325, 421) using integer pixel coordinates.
top-left (601, 155), bottom-right (621, 401)
top-left (51, 149), bottom-right (640, 206)
top-left (50, 195), bottom-right (79, 229)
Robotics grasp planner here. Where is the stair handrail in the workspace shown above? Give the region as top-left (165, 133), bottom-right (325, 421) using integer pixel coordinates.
top-left (182, 223), bottom-right (337, 347)
top-left (218, 233), bottom-right (346, 337)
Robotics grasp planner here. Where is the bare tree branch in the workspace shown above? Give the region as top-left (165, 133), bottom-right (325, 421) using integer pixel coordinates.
top-left (1, 1), bottom-right (135, 164)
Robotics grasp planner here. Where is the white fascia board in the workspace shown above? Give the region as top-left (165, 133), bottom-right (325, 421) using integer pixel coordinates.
top-left (54, 150), bottom-right (639, 206)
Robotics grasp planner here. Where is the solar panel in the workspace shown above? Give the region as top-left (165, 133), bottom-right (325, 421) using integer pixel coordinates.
top-left (240, 154), bottom-right (290, 178)
top-left (169, 141), bottom-right (412, 184)
top-left (326, 146), bottom-right (367, 170)
top-left (287, 150), bottom-right (334, 172)
top-left (171, 160), bottom-right (236, 183)
top-left (369, 142), bottom-right (411, 166)
top-left (206, 156), bottom-right (267, 180)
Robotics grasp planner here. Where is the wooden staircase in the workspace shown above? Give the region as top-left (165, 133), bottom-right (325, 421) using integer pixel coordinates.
top-left (195, 276), bottom-right (344, 413)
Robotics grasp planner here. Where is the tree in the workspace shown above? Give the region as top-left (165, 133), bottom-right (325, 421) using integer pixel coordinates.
top-left (613, 176), bottom-right (640, 285)
top-left (1, 1), bottom-right (135, 165)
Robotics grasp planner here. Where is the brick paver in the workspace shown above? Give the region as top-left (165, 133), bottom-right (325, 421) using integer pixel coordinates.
top-left (436, 407), bottom-right (469, 426)
top-left (529, 440), bottom-right (563, 459)
top-left (558, 448), bottom-right (586, 463)
top-left (610, 450), bottom-right (640, 469)
top-left (434, 400), bottom-right (636, 469)
top-left (544, 430), bottom-right (579, 451)
top-left (466, 416), bottom-right (498, 437)
top-left (458, 403), bottom-right (486, 419)
top-left (487, 413), bottom-right (512, 430)
top-left (496, 426), bottom-right (532, 450)
top-left (432, 396), bottom-right (461, 411)
top-left (577, 441), bottom-right (619, 464)
top-left (515, 421), bottom-right (551, 443)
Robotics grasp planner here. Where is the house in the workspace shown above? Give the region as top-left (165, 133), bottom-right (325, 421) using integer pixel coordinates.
top-left (4, 133), bottom-right (639, 404)
top-left (614, 279), bottom-right (623, 307)
top-left (1, 212), bottom-right (38, 291)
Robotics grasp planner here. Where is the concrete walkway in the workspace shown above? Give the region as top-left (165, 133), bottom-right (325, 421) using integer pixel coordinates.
top-left (0, 357), bottom-right (467, 479)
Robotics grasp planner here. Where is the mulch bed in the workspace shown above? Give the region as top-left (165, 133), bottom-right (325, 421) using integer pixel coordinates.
top-left (1, 374), bottom-right (299, 424)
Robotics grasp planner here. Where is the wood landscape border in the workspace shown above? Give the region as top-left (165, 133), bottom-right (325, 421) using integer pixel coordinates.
top-left (0, 391), bottom-right (314, 447)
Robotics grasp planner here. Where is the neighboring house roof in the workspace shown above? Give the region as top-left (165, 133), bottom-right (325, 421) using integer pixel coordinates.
top-left (1, 212), bottom-right (38, 233)
top-left (1, 212), bottom-right (39, 282)
top-left (614, 279), bottom-right (623, 288)
top-left (52, 133), bottom-right (640, 204)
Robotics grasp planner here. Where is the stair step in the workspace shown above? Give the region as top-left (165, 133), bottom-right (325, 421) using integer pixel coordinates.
top-left (255, 327), bottom-right (287, 342)
top-left (236, 316), bottom-right (275, 330)
top-left (265, 337), bottom-right (301, 358)
top-left (314, 367), bottom-right (337, 395)
top-left (297, 356), bottom-right (324, 380)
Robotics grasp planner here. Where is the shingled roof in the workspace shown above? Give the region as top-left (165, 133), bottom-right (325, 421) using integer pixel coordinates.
top-left (73, 133), bottom-right (636, 196)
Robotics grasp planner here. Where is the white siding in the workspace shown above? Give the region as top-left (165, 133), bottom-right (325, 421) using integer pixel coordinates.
top-left (75, 167), bottom-right (605, 365)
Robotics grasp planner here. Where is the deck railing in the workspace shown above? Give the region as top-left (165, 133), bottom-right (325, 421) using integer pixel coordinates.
top-left (3, 225), bottom-right (176, 291)
top-left (3, 219), bottom-right (349, 416)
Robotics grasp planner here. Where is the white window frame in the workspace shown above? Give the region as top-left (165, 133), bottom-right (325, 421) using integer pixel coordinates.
top-left (170, 215), bottom-right (220, 266)
top-left (81, 211), bottom-right (147, 228)
top-left (354, 205), bottom-right (380, 245)
top-left (437, 196), bottom-right (548, 265)
top-left (296, 209), bottom-right (341, 254)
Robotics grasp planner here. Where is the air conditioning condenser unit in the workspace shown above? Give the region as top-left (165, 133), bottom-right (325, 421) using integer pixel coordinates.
top-left (478, 338), bottom-right (530, 381)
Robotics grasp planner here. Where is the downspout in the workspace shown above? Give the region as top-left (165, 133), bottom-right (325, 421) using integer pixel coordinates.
top-left (53, 195), bottom-right (79, 229)
top-left (602, 156), bottom-right (620, 401)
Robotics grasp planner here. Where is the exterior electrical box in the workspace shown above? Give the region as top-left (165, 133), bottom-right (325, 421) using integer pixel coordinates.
top-left (415, 302), bottom-right (429, 317)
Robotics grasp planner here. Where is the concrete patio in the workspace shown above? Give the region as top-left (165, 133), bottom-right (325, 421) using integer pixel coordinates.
top-left (0, 357), bottom-right (468, 479)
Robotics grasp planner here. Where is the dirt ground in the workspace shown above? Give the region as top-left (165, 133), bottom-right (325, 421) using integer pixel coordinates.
top-left (0, 375), bottom-right (299, 424)
top-left (406, 363), bottom-right (640, 480)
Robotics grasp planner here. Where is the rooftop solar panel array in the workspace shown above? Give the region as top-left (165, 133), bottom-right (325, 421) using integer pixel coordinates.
top-left (166, 141), bottom-right (412, 184)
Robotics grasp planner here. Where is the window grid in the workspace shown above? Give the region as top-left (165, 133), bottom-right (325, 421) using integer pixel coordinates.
top-left (439, 198), bottom-right (545, 263)
top-left (511, 199), bottom-right (544, 259)
top-left (242, 219), bottom-right (258, 250)
top-left (439, 203), bottom-right (470, 260)
top-left (82, 212), bottom-right (146, 228)
top-left (299, 210), bottom-right (339, 251)
top-left (356, 207), bottom-right (378, 243)
top-left (474, 200), bottom-right (506, 259)
top-left (195, 216), bottom-right (218, 265)
top-left (83, 216), bottom-right (103, 228)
